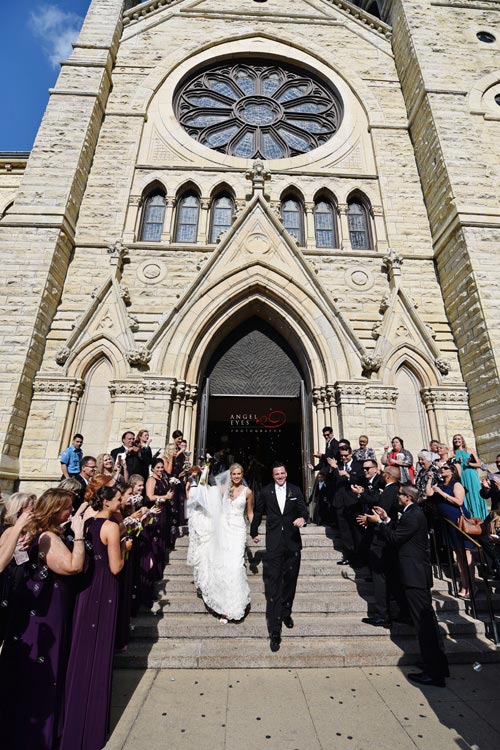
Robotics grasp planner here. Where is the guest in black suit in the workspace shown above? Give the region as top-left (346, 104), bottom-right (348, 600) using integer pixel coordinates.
top-left (328, 446), bottom-right (363, 566)
top-left (74, 455), bottom-right (97, 511)
top-left (111, 431), bottom-right (145, 480)
top-left (367, 485), bottom-right (449, 687)
top-left (357, 466), bottom-right (407, 626)
top-left (250, 462), bottom-right (308, 652)
top-left (308, 471), bottom-right (329, 525)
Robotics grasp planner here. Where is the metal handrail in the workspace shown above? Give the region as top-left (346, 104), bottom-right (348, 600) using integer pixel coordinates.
top-left (435, 518), bottom-right (499, 644)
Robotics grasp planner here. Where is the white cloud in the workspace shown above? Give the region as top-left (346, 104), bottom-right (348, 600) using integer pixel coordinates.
top-left (29, 3), bottom-right (84, 68)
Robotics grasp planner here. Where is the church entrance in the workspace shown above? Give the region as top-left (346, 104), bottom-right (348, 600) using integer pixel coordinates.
top-left (196, 318), bottom-right (310, 493)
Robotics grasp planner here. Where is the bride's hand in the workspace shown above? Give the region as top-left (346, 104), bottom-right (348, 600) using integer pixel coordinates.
top-left (252, 536), bottom-right (260, 544)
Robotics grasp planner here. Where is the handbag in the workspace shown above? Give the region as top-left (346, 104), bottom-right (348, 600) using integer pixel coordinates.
top-left (457, 510), bottom-right (483, 536)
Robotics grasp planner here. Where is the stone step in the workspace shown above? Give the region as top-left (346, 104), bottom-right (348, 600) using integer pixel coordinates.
top-left (163, 560), bottom-right (368, 576)
top-left (147, 590), bottom-right (478, 615)
top-left (175, 529), bottom-right (342, 548)
top-left (115, 633), bottom-right (500, 669)
top-left (130, 611), bottom-right (486, 639)
top-left (157, 575), bottom-right (452, 595)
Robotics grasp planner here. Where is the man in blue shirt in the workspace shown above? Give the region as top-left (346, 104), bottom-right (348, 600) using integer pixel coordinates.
top-left (60, 434), bottom-right (84, 478)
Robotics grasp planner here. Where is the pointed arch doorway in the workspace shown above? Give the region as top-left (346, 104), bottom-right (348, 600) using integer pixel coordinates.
top-left (196, 317), bottom-right (311, 493)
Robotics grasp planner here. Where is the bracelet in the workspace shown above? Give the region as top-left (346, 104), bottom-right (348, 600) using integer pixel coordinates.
top-left (74, 537), bottom-right (85, 542)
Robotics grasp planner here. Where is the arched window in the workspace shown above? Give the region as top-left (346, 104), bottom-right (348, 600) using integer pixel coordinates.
top-left (281, 197), bottom-right (304, 245)
top-left (394, 365), bottom-right (429, 454)
top-left (75, 358), bottom-right (113, 457)
top-left (210, 194), bottom-right (234, 243)
top-left (347, 198), bottom-right (372, 249)
top-left (140, 190), bottom-right (166, 242)
top-left (314, 199), bottom-right (337, 248)
top-left (175, 193), bottom-right (200, 243)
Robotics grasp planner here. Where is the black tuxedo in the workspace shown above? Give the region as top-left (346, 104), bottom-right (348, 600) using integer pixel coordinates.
top-left (250, 482), bottom-right (308, 635)
top-left (366, 482), bottom-right (405, 620)
top-left (378, 503), bottom-right (449, 678)
top-left (111, 445), bottom-right (145, 478)
top-left (331, 459), bottom-right (364, 560)
top-left (313, 438), bottom-right (340, 473)
top-left (480, 473), bottom-right (500, 511)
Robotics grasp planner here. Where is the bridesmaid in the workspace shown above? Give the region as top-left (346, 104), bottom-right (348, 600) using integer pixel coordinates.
top-left (146, 458), bottom-right (174, 568)
top-left (452, 434), bottom-right (488, 519)
top-left (61, 485), bottom-right (132, 750)
top-left (0, 488), bottom-right (85, 750)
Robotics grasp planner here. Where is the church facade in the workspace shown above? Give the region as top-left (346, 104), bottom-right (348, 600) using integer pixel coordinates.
top-left (1, 0), bottom-right (499, 493)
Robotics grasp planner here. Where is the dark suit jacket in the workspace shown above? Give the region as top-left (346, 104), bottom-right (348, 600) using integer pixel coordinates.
top-left (358, 473), bottom-right (384, 512)
top-left (367, 481), bottom-right (399, 549)
top-left (111, 445), bottom-right (145, 477)
top-left (480, 473), bottom-right (500, 511)
top-left (331, 459), bottom-right (364, 508)
top-left (250, 482), bottom-right (308, 554)
top-left (377, 503), bottom-right (432, 589)
top-left (313, 438), bottom-right (340, 473)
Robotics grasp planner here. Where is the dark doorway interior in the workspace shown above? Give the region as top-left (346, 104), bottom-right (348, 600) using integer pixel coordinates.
top-left (198, 317), bottom-right (308, 491)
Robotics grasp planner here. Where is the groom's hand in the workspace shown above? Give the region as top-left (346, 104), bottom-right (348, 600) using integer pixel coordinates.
top-left (252, 536), bottom-right (260, 544)
top-left (293, 518), bottom-right (306, 528)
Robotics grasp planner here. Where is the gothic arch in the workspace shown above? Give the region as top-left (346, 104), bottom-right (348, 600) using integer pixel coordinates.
top-left (151, 267), bottom-right (356, 386)
top-left (381, 345), bottom-right (440, 388)
top-left (66, 336), bottom-right (128, 381)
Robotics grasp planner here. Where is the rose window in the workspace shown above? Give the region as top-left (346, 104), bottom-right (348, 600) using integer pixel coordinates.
top-left (174, 61), bottom-right (343, 160)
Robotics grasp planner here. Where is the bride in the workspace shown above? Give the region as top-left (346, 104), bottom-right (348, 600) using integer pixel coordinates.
top-left (187, 463), bottom-right (253, 622)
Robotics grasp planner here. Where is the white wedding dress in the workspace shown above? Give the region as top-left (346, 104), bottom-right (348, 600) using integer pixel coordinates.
top-left (187, 467), bottom-right (250, 621)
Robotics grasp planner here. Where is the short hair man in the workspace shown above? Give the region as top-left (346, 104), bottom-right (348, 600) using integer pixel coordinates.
top-left (60, 434), bottom-right (84, 479)
top-left (250, 462), bottom-right (308, 652)
top-left (74, 455), bottom-right (97, 511)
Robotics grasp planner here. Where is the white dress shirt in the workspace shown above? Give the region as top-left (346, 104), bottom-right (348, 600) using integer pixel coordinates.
top-left (275, 483), bottom-right (287, 514)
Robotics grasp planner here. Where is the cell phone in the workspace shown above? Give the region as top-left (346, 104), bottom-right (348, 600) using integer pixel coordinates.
top-left (487, 472), bottom-right (497, 481)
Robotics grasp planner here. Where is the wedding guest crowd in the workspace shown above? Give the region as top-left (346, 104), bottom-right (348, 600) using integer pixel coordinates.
top-left (0, 427), bottom-right (190, 750)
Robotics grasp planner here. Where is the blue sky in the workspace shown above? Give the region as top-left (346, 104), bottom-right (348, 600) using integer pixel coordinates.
top-left (0, 1), bottom-right (91, 151)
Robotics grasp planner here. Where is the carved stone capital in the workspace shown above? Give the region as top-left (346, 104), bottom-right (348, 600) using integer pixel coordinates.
top-left (312, 387), bottom-right (323, 408)
top-left (338, 203), bottom-right (348, 215)
top-left (33, 377), bottom-right (85, 401)
top-left (361, 354), bottom-right (382, 374)
top-left (421, 386), bottom-right (469, 407)
top-left (55, 346), bottom-right (71, 366)
top-left (200, 198), bottom-right (211, 210)
top-left (364, 385), bottom-right (398, 405)
top-left (109, 381), bottom-right (145, 397)
top-left (334, 382), bottom-right (365, 405)
top-left (126, 347), bottom-right (151, 367)
top-left (143, 378), bottom-right (176, 398)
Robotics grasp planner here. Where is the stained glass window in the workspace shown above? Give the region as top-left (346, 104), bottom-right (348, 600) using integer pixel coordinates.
top-left (347, 201), bottom-right (371, 250)
top-left (175, 194), bottom-right (200, 243)
top-left (314, 200), bottom-right (336, 248)
top-left (210, 195), bottom-right (234, 243)
top-left (141, 191), bottom-right (166, 242)
top-left (282, 198), bottom-right (304, 245)
top-left (174, 60), bottom-right (342, 159)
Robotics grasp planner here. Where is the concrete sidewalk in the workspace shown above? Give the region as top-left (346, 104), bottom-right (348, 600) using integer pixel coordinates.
top-left (106, 664), bottom-right (500, 750)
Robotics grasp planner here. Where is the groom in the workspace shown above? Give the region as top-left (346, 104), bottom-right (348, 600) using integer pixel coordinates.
top-left (251, 462), bottom-right (308, 652)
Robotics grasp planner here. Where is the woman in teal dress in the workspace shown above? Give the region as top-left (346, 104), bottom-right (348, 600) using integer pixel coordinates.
top-left (452, 434), bottom-right (488, 520)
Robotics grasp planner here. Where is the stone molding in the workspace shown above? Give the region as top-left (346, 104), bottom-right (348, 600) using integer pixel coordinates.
top-left (364, 385), bottom-right (399, 405)
top-left (109, 381), bottom-right (145, 397)
top-left (33, 377), bottom-right (85, 401)
top-left (421, 386), bottom-right (469, 407)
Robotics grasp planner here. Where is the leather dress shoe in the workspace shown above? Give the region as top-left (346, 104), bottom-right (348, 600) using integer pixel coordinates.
top-left (337, 559), bottom-right (350, 566)
top-left (361, 616), bottom-right (391, 628)
top-left (407, 671), bottom-right (446, 688)
top-left (283, 616), bottom-right (294, 629)
top-left (270, 633), bottom-right (281, 653)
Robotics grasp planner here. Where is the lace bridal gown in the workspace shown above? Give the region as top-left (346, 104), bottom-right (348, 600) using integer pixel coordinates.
top-left (188, 467), bottom-right (250, 621)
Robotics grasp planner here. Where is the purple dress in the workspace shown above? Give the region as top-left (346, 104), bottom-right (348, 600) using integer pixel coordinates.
top-left (60, 517), bottom-right (119, 750)
top-left (0, 533), bottom-right (73, 750)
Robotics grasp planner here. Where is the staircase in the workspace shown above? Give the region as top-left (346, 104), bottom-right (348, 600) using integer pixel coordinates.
top-left (116, 525), bottom-right (500, 669)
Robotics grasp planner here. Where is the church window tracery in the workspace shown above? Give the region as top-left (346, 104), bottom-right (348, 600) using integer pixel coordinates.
top-left (175, 192), bottom-right (200, 243)
top-left (347, 196), bottom-right (372, 250)
top-left (210, 194), bottom-right (234, 243)
top-left (140, 189), bottom-right (166, 242)
top-left (174, 60), bottom-right (342, 160)
top-left (314, 198), bottom-right (337, 248)
top-left (281, 196), bottom-right (305, 245)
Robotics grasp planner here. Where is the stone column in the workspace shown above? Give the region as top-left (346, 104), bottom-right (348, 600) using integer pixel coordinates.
top-left (176, 382), bottom-right (187, 433)
top-left (421, 385), bottom-right (473, 448)
top-left (183, 384), bottom-right (198, 448)
top-left (371, 205), bottom-right (388, 253)
top-left (123, 194), bottom-right (141, 243)
top-left (61, 379), bottom-right (86, 449)
top-left (312, 387), bottom-right (324, 451)
top-left (199, 198), bottom-right (211, 244)
top-left (162, 197), bottom-right (174, 242)
top-left (338, 204), bottom-right (352, 251)
top-left (305, 201), bottom-right (316, 245)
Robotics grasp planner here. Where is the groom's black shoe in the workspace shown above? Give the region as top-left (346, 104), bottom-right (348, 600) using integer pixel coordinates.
top-left (283, 616), bottom-right (294, 629)
top-left (270, 633), bottom-right (281, 653)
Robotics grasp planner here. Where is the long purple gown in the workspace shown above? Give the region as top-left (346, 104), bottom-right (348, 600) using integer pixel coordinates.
top-left (60, 517), bottom-right (119, 750)
top-left (0, 533), bottom-right (73, 750)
